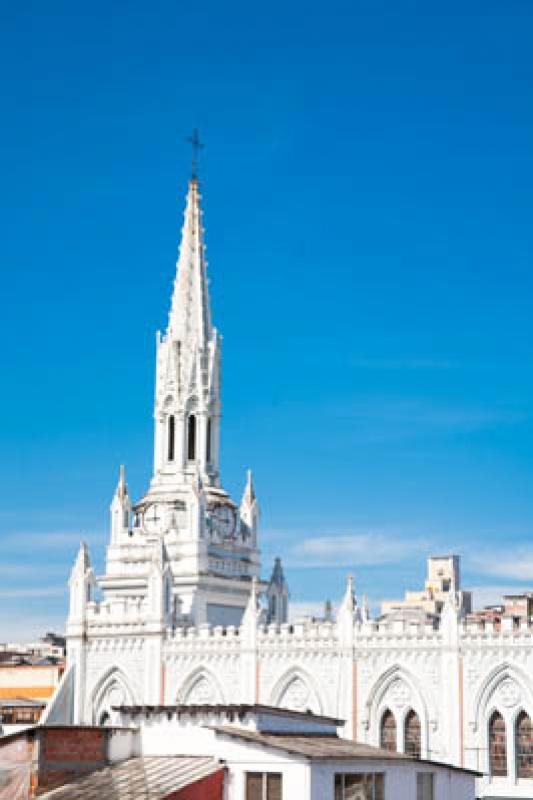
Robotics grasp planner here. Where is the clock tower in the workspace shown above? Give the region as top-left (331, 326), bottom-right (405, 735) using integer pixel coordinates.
top-left (101, 173), bottom-right (262, 626)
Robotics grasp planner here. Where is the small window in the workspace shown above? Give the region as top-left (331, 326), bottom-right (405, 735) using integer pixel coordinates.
top-left (334, 773), bottom-right (384, 800)
top-left (187, 414), bottom-right (196, 460)
top-left (489, 711), bottom-right (507, 776)
top-left (246, 772), bottom-right (282, 800)
top-left (168, 415), bottom-right (175, 461)
top-left (206, 418), bottom-right (212, 463)
top-left (380, 709), bottom-right (397, 752)
top-left (417, 773), bottom-right (434, 800)
top-left (516, 711), bottom-right (533, 778)
top-left (405, 709), bottom-right (421, 758)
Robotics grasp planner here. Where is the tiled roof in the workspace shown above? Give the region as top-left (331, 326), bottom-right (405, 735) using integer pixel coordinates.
top-left (39, 756), bottom-right (223, 799)
top-left (210, 727), bottom-right (411, 760)
top-left (209, 727), bottom-right (482, 776)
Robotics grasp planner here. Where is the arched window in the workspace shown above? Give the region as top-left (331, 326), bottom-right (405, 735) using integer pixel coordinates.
top-left (404, 710), bottom-right (421, 758)
top-left (489, 711), bottom-right (507, 776)
top-left (270, 595), bottom-right (277, 619)
top-left (516, 711), bottom-right (533, 778)
top-left (380, 709), bottom-right (397, 752)
top-left (187, 415), bottom-right (196, 460)
top-left (167, 415), bottom-right (175, 461)
top-left (206, 418), bottom-right (212, 464)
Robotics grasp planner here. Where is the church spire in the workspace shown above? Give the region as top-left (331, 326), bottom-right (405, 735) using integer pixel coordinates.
top-left (151, 173), bottom-right (221, 488)
top-left (167, 177), bottom-right (212, 348)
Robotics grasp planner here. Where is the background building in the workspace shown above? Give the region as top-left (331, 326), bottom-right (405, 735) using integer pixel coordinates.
top-left (380, 555), bottom-right (472, 620)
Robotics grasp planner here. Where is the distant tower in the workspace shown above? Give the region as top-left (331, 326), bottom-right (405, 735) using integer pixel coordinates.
top-left (267, 558), bottom-right (289, 624)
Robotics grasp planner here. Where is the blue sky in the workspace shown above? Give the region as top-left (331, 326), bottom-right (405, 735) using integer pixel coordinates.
top-left (1, 1), bottom-right (533, 637)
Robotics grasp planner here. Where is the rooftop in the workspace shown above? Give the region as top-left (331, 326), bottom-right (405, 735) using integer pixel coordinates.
top-left (39, 756), bottom-right (223, 800)
top-left (209, 727), bottom-right (481, 775)
top-left (114, 703), bottom-right (344, 727)
top-left (0, 696), bottom-right (45, 708)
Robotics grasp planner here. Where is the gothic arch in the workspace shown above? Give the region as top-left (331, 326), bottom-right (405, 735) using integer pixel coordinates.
top-left (269, 666), bottom-right (323, 715)
top-left (470, 662), bottom-right (533, 734)
top-left (176, 666), bottom-right (226, 705)
top-left (89, 665), bottom-right (137, 725)
top-left (365, 665), bottom-right (432, 757)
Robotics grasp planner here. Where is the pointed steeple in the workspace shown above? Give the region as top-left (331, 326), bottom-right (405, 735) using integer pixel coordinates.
top-left (167, 179), bottom-right (212, 348)
top-left (242, 576), bottom-right (260, 629)
top-left (68, 542), bottom-right (95, 623)
top-left (72, 540), bottom-right (91, 576)
top-left (150, 176), bottom-right (221, 487)
top-left (239, 469), bottom-right (259, 544)
top-left (114, 464), bottom-right (128, 502)
top-left (110, 465), bottom-right (131, 544)
top-left (243, 469), bottom-right (256, 504)
top-left (338, 574), bottom-right (355, 615)
top-left (337, 574), bottom-right (356, 644)
top-left (266, 558), bottom-right (289, 625)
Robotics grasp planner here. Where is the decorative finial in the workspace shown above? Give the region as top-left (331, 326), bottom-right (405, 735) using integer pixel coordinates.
top-left (187, 129), bottom-right (204, 180)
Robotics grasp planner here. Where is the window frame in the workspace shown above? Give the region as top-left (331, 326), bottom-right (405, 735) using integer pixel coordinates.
top-left (245, 771), bottom-right (282, 800)
top-left (334, 772), bottom-right (385, 800)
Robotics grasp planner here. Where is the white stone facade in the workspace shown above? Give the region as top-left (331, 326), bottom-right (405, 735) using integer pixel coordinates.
top-left (53, 176), bottom-right (533, 799)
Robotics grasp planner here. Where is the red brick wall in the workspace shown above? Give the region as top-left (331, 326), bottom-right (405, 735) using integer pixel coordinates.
top-left (36, 728), bottom-right (108, 794)
top-left (164, 768), bottom-right (225, 800)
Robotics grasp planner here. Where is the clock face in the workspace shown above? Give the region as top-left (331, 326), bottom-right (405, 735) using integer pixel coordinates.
top-left (211, 504), bottom-right (236, 539)
top-left (143, 503), bottom-right (167, 535)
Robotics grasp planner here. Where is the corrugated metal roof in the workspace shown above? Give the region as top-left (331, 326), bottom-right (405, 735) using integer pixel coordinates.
top-left (39, 756), bottom-right (223, 799)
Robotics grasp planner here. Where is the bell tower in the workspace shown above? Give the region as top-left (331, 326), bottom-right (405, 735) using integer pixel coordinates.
top-left (100, 157), bottom-right (264, 628)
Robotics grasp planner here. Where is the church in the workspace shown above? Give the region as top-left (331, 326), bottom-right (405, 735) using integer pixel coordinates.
top-left (45, 170), bottom-right (533, 800)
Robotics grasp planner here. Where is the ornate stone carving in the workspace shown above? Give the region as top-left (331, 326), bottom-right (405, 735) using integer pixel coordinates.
top-left (497, 678), bottom-right (521, 708)
top-left (389, 678), bottom-right (411, 709)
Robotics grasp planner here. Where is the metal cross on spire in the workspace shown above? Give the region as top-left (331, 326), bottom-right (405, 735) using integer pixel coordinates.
top-left (187, 129), bottom-right (204, 180)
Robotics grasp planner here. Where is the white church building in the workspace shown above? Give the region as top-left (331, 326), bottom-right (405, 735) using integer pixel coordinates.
top-left (45, 173), bottom-right (533, 799)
